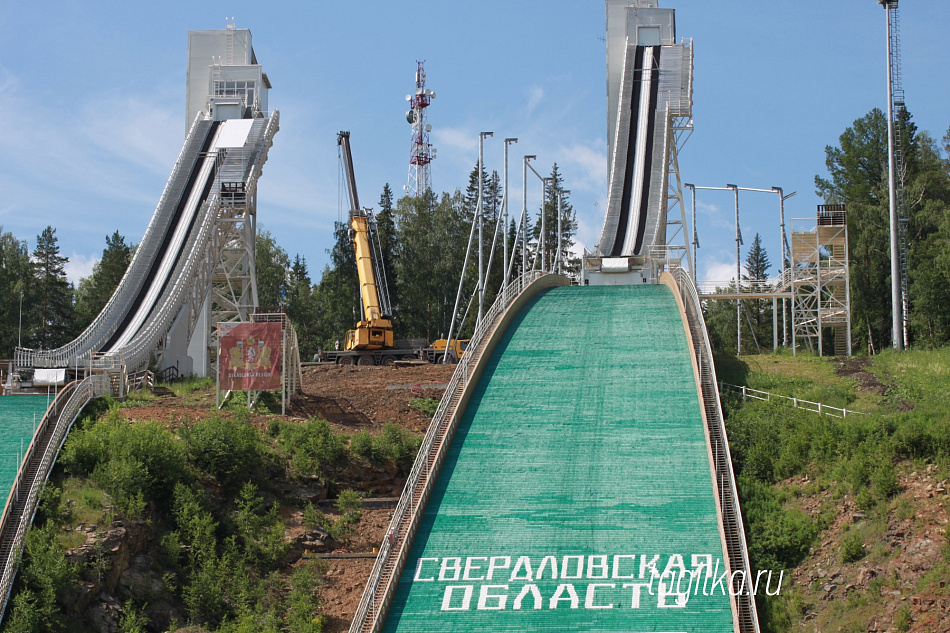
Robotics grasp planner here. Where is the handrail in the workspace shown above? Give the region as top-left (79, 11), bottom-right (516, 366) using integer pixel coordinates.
top-left (0, 374), bottom-right (108, 619)
top-left (348, 270), bottom-right (556, 633)
top-left (697, 266), bottom-right (795, 296)
top-left (668, 266), bottom-right (760, 633)
top-left (16, 114), bottom-right (213, 369)
top-left (719, 381), bottom-right (865, 419)
top-left (97, 111), bottom-right (279, 375)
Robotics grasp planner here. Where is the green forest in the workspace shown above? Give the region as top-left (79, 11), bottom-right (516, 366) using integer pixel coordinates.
top-left (705, 109), bottom-right (950, 356)
top-left (0, 164), bottom-right (575, 362)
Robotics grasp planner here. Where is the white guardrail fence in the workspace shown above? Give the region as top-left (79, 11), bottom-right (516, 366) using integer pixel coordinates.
top-left (719, 381), bottom-right (865, 419)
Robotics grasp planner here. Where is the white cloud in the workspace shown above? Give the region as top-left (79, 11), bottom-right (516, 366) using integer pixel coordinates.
top-left (696, 200), bottom-right (733, 230)
top-left (556, 141), bottom-right (607, 193)
top-left (525, 85), bottom-right (544, 113)
top-left (82, 93), bottom-right (180, 176)
top-left (65, 253), bottom-right (98, 285)
top-left (433, 126), bottom-right (477, 154)
top-left (701, 259), bottom-right (748, 285)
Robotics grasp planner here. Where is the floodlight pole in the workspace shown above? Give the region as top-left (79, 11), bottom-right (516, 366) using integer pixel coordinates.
top-left (684, 183), bottom-right (698, 277)
top-left (557, 189), bottom-right (570, 275)
top-left (477, 131), bottom-right (493, 326)
top-left (726, 184), bottom-right (741, 355)
top-left (881, 0), bottom-right (903, 350)
top-left (772, 187), bottom-right (796, 347)
top-left (522, 155), bottom-right (536, 281)
top-left (503, 138), bottom-right (517, 286)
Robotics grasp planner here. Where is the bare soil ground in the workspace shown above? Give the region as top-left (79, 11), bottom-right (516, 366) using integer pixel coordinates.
top-left (295, 363), bottom-right (453, 432)
top-left (834, 356), bottom-right (889, 396)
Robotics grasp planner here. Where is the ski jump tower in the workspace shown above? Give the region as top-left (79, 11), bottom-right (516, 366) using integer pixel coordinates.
top-left (164, 24), bottom-right (276, 376)
top-left (584, 0), bottom-right (693, 285)
top-left (14, 23), bottom-right (277, 380)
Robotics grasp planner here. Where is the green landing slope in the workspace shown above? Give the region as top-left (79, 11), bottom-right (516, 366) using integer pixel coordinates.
top-left (0, 395), bottom-right (53, 506)
top-left (382, 284), bottom-right (736, 632)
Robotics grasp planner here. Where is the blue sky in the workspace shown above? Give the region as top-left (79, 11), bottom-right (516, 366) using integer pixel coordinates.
top-left (1, 1), bottom-right (948, 286)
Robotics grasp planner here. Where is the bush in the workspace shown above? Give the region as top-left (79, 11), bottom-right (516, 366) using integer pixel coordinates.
top-left (232, 482), bottom-right (288, 571)
top-left (841, 530), bottom-right (866, 563)
top-left (277, 419), bottom-right (345, 480)
top-left (739, 475), bottom-right (820, 572)
top-left (374, 422), bottom-right (421, 471)
top-left (3, 523), bottom-right (80, 632)
top-left (872, 461), bottom-right (900, 500)
top-left (408, 397), bottom-right (439, 417)
top-left (186, 414), bottom-right (263, 489)
top-left (349, 431), bottom-right (376, 461)
top-left (60, 413), bottom-right (187, 515)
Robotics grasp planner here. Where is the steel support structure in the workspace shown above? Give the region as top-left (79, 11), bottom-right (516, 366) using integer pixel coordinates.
top-left (790, 205), bottom-right (850, 357)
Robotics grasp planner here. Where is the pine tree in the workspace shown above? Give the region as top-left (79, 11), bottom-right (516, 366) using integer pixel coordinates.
top-left (376, 184), bottom-right (398, 318)
top-left (0, 228), bottom-right (33, 356)
top-left (742, 233), bottom-right (773, 351)
top-left (532, 163), bottom-right (577, 274)
top-left (74, 231), bottom-right (133, 331)
top-left (31, 226), bottom-right (73, 349)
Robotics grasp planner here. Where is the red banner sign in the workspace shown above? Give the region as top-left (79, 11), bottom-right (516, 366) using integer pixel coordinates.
top-left (219, 322), bottom-right (282, 390)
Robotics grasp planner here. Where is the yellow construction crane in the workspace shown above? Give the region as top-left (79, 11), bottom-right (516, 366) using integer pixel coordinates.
top-left (337, 131), bottom-right (394, 353)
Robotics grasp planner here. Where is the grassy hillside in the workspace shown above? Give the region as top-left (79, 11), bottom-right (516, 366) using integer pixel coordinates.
top-left (718, 349), bottom-right (950, 632)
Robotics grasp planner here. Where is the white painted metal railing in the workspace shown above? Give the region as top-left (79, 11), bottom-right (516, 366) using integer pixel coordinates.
top-left (719, 381), bottom-right (865, 419)
top-left (669, 266), bottom-right (760, 633)
top-left (696, 267), bottom-right (795, 296)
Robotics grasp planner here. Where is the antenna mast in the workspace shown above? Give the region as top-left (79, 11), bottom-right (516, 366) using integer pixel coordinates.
top-left (881, 0), bottom-right (909, 349)
top-left (405, 61), bottom-right (437, 197)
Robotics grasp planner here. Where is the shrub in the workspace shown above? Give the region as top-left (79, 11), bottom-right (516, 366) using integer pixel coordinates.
top-left (60, 416), bottom-right (187, 515)
top-left (233, 482), bottom-right (288, 571)
top-left (286, 562), bottom-right (327, 633)
top-left (872, 461), bottom-right (900, 500)
top-left (278, 419), bottom-right (345, 480)
top-left (374, 422), bottom-right (421, 470)
top-left (739, 475), bottom-right (820, 571)
top-left (349, 431), bottom-right (376, 461)
top-left (841, 530), bottom-right (866, 563)
top-left (894, 603), bottom-right (911, 632)
top-left (187, 415), bottom-right (262, 489)
top-left (408, 397), bottom-right (439, 418)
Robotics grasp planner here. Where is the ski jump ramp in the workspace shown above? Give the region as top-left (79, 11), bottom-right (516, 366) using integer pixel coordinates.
top-left (349, 272), bottom-right (758, 633)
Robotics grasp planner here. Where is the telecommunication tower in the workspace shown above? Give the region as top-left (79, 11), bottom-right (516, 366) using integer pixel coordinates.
top-left (405, 61), bottom-right (437, 197)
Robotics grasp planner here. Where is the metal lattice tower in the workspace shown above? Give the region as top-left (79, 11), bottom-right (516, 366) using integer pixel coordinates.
top-left (405, 61), bottom-right (437, 197)
top-left (790, 205), bottom-right (851, 357)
